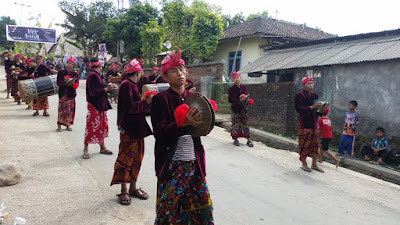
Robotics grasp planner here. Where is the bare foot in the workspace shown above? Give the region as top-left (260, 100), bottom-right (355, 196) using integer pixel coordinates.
top-left (335, 159), bottom-right (340, 168)
top-left (318, 159), bottom-right (323, 163)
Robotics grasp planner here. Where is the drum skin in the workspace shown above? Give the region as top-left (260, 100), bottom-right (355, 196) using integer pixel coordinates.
top-left (18, 75), bottom-right (59, 102)
top-left (141, 83), bottom-right (170, 99)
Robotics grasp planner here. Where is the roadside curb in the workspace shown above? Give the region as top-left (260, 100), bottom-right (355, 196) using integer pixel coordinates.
top-left (215, 114), bottom-right (400, 185)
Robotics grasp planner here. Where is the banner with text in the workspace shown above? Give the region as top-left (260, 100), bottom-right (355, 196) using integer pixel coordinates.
top-left (6, 25), bottom-right (57, 44)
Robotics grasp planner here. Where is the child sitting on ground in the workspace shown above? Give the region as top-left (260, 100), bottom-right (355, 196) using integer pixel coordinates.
top-left (317, 106), bottom-right (341, 167)
top-left (361, 127), bottom-right (391, 164)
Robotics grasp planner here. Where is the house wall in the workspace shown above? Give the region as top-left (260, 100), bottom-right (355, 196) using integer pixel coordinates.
top-left (293, 60), bottom-right (400, 140)
top-left (212, 36), bottom-right (269, 84)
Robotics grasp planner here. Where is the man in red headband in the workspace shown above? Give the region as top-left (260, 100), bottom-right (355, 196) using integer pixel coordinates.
top-left (228, 72), bottom-right (254, 147)
top-left (82, 58), bottom-right (115, 159)
top-left (56, 55), bottom-right (79, 132)
top-left (295, 76), bottom-right (324, 173)
top-left (149, 66), bottom-right (166, 83)
top-left (4, 53), bottom-right (13, 98)
top-left (151, 47), bottom-right (214, 224)
top-left (110, 58), bottom-right (153, 205)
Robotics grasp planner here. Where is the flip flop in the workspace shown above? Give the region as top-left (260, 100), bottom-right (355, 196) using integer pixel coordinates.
top-left (43, 112), bottom-right (50, 117)
top-left (32, 112), bottom-right (39, 116)
top-left (311, 167), bottom-right (325, 173)
top-left (66, 127), bottom-right (72, 131)
top-left (82, 154), bottom-right (90, 159)
top-left (100, 149), bottom-right (113, 155)
top-left (246, 141), bottom-right (254, 147)
top-left (117, 193), bottom-right (131, 205)
top-left (56, 128), bottom-right (62, 132)
top-left (129, 188), bottom-right (149, 200)
top-left (300, 165), bottom-right (312, 172)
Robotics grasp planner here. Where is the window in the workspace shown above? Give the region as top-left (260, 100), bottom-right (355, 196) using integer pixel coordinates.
top-left (227, 50), bottom-right (242, 77)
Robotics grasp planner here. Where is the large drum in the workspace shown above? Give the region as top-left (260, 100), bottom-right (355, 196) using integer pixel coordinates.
top-left (18, 75), bottom-right (58, 102)
top-left (141, 83), bottom-right (170, 99)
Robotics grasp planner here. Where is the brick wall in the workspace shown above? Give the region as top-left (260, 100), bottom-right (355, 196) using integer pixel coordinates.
top-left (143, 61), bottom-right (224, 91)
top-left (247, 82), bottom-right (296, 136)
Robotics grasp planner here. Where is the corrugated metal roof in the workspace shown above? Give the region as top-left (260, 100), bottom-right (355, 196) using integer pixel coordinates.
top-left (240, 34), bottom-right (400, 73)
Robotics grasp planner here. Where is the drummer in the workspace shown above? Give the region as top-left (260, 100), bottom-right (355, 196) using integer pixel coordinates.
top-left (56, 56), bottom-right (79, 132)
top-left (148, 66), bottom-right (166, 83)
top-left (18, 57), bottom-right (53, 116)
top-left (107, 63), bottom-right (118, 77)
top-left (110, 58), bottom-right (153, 205)
top-left (151, 47), bottom-right (214, 224)
top-left (228, 72), bottom-right (254, 147)
top-left (82, 58), bottom-right (116, 159)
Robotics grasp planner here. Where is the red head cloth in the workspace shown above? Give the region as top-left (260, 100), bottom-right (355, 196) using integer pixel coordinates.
top-left (21, 55), bottom-right (27, 60)
top-left (89, 61), bottom-right (102, 68)
top-left (110, 63), bottom-right (116, 68)
top-left (7, 53), bottom-right (12, 57)
top-left (25, 57), bottom-right (34, 64)
top-left (161, 47), bottom-right (185, 73)
top-left (302, 76), bottom-right (314, 85)
top-left (14, 53), bottom-right (21, 58)
top-left (67, 56), bottom-right (76, 64)
top-left (124, 58), bottom-right (143, 74)
top-left (324, 106), bottom-right (330, 115)
top-left (152, 67), bottom-right (159, 71)
top-left (231, 72), bottom-right (241, 78)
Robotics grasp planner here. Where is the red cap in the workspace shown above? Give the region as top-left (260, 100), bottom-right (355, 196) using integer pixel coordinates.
top-left (302, 76), bottom-right (314, 85)
top-left (124, 58), bottom-right (143, 74)
top-left (231, 72), bottom-right (241, 78)
top-left (67, 56), bottom-right (76, 64)
top-left (161, 47), bottom-right (185, 73)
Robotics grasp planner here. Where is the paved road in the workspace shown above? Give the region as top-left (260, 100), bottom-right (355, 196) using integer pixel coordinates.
top-left (1, 74), bottom-right (400, 225)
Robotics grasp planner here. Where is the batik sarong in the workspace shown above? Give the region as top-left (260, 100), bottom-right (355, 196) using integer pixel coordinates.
top-left (6, 74), bottom-right (12, 89)
top-left (32, 97), bottom-right (49, 110)
top-left (155, 160), bottom-right (214, 225)
top-left (231, 108), bottom-right (250, 139)
top-left (84, 103), bottom-right (108, 145)
top-left (110, 134), bottom-right (144, 185)
top-left (298, 122), bottom-right (319, 162)
top-left (57, 95), bottom-right (76, 126)
top-left (10, 78), bottom-right (18, 97)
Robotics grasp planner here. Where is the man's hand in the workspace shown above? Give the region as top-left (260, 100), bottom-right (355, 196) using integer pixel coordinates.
top-left (182, 106), bottom-right (202, 127)
top-left (310, 101), bottom-right (323, 110)
top-left (105, 83), bottom-right (117, 92)
top-left (146, 94), bottom-right (154, 105)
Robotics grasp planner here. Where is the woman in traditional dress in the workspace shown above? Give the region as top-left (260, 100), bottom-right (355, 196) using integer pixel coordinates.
top-left (82, 58), bottom-right (115, 159)
top-left (110, 58), bottom-right (153, 205)
top-left (56, 56), bottom-right (79, 132)
top-left (228, 72), bottom-right (254, 147)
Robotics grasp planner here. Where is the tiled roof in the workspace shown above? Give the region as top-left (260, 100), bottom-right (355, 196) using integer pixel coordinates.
top-left (240, 30), bottom-right (400, 73)
top-left (221, 17), bottom-right (335, 41)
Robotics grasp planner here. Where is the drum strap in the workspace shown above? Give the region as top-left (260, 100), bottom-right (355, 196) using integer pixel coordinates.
top-left (31, 65), bottom-right (40, 76)
top-left (154, 75), bottom-right (161, 82)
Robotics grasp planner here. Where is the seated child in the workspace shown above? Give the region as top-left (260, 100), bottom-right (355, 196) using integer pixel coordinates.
top-left (317, 106), bottom-right (340, 167)
top-left (361, 127), bottom-right (391, 164)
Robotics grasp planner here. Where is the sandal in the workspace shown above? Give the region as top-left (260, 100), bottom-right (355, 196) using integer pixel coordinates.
top-left (100, 149), bottom-right (113, 155)
top-left (233, 139), bottom-right (240, 146)
top-left (43, 112), bottom-right (50, 117)
top-left (82, 154), bottom-right (90, 159)
top-left (56, 128), bottom-right (62, 132)
top-left (66, 127), bottom-right (72, 131)
top-left (246, 141), bottom-right (254, 147)
top-left (311, 167), bottom-right (325, 173)
top-left (300, 165), bottom-right (312, 172)
top-left (129, 188), bottom-right (149, 200)
top-left (32, 112), bottom-right (39, 116)
top-left (117, 193), bottom-right (131, 205)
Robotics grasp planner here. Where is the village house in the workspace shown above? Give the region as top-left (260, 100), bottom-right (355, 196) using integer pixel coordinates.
top-left (240, 29), bottom-right (400, 148)
top-left (211, 16), bottom-right (335, 83)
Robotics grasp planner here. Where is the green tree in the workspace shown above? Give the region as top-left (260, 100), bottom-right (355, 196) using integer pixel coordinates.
top-left (103, 2), bottom-right (158, 59)
top-left (0, 16), bottom-right (17, 51)
top-left (221, 14), bottom-right (232, 30)
top-left (58, 0), bottom-right (117, 58)
top-left (140, 20), bottom-right (163, 66)
top-left (246, 10), bottom-right (269, 20)
top-left (230, 12), bottom-right (245, 26)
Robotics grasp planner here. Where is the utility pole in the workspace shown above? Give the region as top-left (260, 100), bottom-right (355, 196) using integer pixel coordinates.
top-left (274, 10), bottom-right (279, 19)
top-left (14, 2), bottom-right (31, 25)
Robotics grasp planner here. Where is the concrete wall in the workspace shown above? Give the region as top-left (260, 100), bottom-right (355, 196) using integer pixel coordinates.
top-left (293, 60), bottom-right (400, 140)
top-left (212, 36), bottom-right (269, 84)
